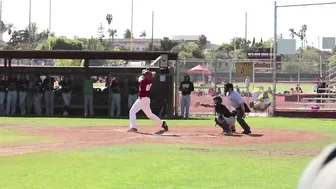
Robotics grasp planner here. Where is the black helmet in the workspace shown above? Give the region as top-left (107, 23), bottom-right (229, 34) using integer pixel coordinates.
top-left (224, 83), bottom-right (234, 96)
top-left (213, 96), bottom-right (222, 104)
top-left (184, 74), bottom-right (190, 80)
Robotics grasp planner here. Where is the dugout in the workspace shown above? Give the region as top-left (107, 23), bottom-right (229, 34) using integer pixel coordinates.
top-left (0, 50), bottom-right (178, 117)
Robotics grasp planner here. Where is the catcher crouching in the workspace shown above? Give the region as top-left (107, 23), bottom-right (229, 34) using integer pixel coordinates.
top-left (194, 96), bottom-right (236, 135)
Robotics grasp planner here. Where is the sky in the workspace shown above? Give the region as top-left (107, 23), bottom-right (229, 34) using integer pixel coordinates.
top-left (1, 0), bottom-right (336, 49)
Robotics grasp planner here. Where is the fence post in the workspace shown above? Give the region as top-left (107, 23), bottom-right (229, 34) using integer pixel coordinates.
top-left (214, 59), bottom-right (218, 93)
top-left (174, 59), bottom-right (180, 116)
top-left (229, 60), bottom-right (233, 82)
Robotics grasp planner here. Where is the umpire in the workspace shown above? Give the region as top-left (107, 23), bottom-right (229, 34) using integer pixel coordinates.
top-left (224, 83), bottom-right (252, 134)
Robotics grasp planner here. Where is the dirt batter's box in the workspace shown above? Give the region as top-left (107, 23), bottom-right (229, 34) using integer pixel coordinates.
top-left (0, 50), bottom-right (178, 117)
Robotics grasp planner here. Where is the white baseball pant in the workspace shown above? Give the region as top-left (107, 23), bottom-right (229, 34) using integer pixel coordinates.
top-left (129, 97), bottom-right (163, 129)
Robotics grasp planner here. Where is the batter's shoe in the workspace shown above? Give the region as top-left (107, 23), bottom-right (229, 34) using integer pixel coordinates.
top-left (241, 130), bottom-right (251, 135)
top-left (161, 121), bottom-right (169, 131)
top-left (127, 128), bottom-right (138, 133)
top-left (223, 132), bottom-right (233, 136)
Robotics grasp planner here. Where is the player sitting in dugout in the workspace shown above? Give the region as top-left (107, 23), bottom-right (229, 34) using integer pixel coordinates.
top-left (194, 96), bottom-right (236, 135)
top-left (249, 92), bottom-right (271, 111)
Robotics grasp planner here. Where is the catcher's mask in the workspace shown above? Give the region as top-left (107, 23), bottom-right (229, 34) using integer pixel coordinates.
top-left (213, 96), bottom-right (222, 105)
top-left (224, 83), bottom-right (234, 96)
top-left (184, 74), bottom-right (190, 81)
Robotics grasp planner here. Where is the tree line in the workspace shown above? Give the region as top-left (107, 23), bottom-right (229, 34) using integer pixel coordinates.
top-left (0, 18), bottom-right (333, 73)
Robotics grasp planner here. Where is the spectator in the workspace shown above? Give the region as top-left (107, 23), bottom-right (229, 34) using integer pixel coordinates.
top-left (236, 86), bottom-right (241, 94)
top-left (43, 75), bottom-right (55, 116)
top-left (18, 74), bottom-right (29, 115)
top-left (296, 85), bottom-right (303, 93)
top-left (245, 76), bottom-right (250, 93)
top-left (267, 87), bottom-right (273, 94)
top-left (110, 77), bottom-right (123, 117)
top-left (59, 75), bottom-right (73, 116)
top-left (6, 74), bottom-right (19, 115)
top-left (250, 92), bottom-right (271, 111)
top-left (0, 74), bottom-right (7, 115)
top-left (179, 74), bottom-right (194, 119)
top-left (84, 76), bottom-right (94, 117)
top-left (127, 76), bottom-right (139, 109)
top-left (313, 82), bottom-right (319, 92)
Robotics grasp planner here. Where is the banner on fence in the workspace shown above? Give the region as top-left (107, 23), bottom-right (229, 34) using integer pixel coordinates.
top-left (235, 62), bottom-right (253, 77)
top-left (246, 48), bottom-right (283, 70)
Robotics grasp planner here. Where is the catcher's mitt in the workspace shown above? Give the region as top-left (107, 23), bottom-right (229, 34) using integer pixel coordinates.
top-left (193, 101), bottom-right (201, 108)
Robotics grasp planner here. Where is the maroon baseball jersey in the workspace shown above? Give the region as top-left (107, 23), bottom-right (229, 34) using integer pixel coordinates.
top-left (138, 77), bottom-right (152, 97)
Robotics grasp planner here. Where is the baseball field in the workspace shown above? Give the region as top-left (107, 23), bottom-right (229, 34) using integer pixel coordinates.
top-left (0, 117), bottom-right (334, 189)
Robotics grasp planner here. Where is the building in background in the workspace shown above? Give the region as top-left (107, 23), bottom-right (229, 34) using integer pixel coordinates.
top-left (172, 35), bottom-right (219, 53)
top-left (106, 38), bottom-right (161, 51)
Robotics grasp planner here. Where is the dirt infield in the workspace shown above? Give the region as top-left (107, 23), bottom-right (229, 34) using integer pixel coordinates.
top-left (0, 125), bottom-right (326, 157)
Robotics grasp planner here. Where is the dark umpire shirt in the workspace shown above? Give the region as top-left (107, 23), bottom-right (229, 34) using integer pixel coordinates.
top-left (0, 80), bottom-right (7, 92)
top-left (179, 81), bottom-right (194, 95)
top-left (43, 77), bottom-right (55, 91)
top-left (110, 82), bottom-right (123, 93)
top-left (60, 81), bottom-right (72, 93)
top-left (19, 79), bottom-right (29, 92)
top-left (7, 79), bottom-right (18, 91)
top-left (128, 81), bottom-right (138, 95)
top-left (215, 104), bottom-right (235, 118)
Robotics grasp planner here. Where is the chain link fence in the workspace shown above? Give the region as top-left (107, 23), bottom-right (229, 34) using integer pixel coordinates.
top-left (174, 58), bottom-right (332, 116)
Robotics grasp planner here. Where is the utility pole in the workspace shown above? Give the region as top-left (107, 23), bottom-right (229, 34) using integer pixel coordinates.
top-left (28, 0), bottom-right (32, 50)
top-left (49, 0), bottom-right (51, 32)
top-left (0, 1), bottom-right (3, 41)
top-left (130, 0), bottom-right (134, 51)
top-left (151, 11), bottom-right (154, 51)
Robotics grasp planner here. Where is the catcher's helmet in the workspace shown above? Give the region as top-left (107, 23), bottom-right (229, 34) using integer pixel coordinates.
top-left (213, 96), bottom-right (222, 105)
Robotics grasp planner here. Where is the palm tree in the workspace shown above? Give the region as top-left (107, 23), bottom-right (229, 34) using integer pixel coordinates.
top-left (289, 28), bottom-right (297, 39)
top-left (301, 24), bottom-right (308, 49)
top-left (123, 29), bottom-right (133, 39)
top-left (108, 29), bottom-right (117, 47)
top-left (140, 30), bottom-right (146, 39)
top-left (289, 25), bottom-right (308, 49)
top-left (106, 14), bottom-right (113, 43)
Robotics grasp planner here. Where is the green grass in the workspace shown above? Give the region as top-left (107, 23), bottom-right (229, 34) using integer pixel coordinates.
top-left (0, 117), bottom-right (334, 189)
top-left (0, 128), bottom-right (52, 146)
top-left (0, 145), bottom-right (311, 189)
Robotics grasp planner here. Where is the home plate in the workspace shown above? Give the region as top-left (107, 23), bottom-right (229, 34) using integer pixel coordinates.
top-left (153, 133), bottom-right (180, 137)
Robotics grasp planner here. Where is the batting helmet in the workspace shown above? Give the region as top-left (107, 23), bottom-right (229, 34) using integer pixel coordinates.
top-left (184, 74), bottom-right (190, 80)
top-left (142, 69), bottom-right (151, 75)
top-left (213, 96), bottom-right (222, 105)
